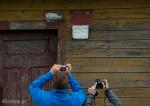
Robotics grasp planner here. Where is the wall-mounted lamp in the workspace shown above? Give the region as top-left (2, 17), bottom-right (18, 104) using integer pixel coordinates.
top-left (45, 13), bottom-right (62, 22)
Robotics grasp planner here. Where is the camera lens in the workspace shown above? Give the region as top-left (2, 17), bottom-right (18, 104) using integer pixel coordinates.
top-left (95, 79), bottom-right (103, 89)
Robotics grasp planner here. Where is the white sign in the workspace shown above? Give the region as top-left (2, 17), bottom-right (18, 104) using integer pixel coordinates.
top-left (72, 25), bottom-right (89, 39)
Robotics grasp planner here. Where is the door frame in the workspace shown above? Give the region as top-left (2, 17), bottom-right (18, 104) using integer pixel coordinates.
top-left (0, 21), bottom-right (66, 87)
top-left (46, 21), bottom-right (66, 64)
top-left (0, 21), bottom-right (66, 64)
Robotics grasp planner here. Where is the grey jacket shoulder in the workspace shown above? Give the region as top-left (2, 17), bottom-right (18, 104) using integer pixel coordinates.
top-left (84, 89), bottom-right (123, 106)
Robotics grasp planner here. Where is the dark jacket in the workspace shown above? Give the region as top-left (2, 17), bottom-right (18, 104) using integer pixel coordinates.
top-left (84, 89), bottom-right (123, 106)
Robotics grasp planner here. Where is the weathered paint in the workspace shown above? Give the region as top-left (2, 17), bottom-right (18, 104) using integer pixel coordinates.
top-left (10, 22), bottom-right (47, 30)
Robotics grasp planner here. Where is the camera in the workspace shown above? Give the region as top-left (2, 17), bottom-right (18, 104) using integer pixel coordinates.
top-left (94, 79), bottom-right (103, 96)
top-left (60, 66), bottom-right (66, 71)
top-left (95, 79), bottom-right (103, 89)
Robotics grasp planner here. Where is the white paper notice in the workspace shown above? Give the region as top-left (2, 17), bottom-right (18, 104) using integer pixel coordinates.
top-left (72, 25), bottom-right (89, 39)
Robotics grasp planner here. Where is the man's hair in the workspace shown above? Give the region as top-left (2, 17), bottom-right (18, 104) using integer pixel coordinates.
top-left (52, 72), bottom-right (70, 89)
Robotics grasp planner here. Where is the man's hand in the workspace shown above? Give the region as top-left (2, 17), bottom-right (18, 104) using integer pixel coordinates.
top-left (88, 85), bottom-right (97, 95)
top-left (50, 64), bottom-right (62, 75)
top-left (102, 79), bottom-right (109, 91)
top-left (66, 64), bottom-right (72, 75)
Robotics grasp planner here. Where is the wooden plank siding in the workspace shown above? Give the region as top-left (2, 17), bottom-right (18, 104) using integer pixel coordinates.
top-left (0, 0), bottom-right (150, 10)
top-left (0, 0), bottom-right (149, 106)
top-left (0, 8), bottom-right (150, 21)
top-left (64, 2), bottom-right (150, 106)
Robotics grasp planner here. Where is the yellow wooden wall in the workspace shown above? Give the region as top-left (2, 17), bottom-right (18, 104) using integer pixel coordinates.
top-left (0, 0), bottom-right (150, 106)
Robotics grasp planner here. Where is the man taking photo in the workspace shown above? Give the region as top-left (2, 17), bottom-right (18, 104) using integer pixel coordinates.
top-left (85, 79), bottom-right (123, 106)
top-left (28, 64), bottom-right (86, 106)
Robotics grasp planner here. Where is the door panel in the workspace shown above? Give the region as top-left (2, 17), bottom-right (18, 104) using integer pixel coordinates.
top-left (5, 40), bottom-right (47, 55)
top-left (3, 68), bottom-right (21, 106)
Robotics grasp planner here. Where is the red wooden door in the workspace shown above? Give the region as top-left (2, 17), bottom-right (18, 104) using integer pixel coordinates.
top-left (1, 30), bottom-right (58, 106)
